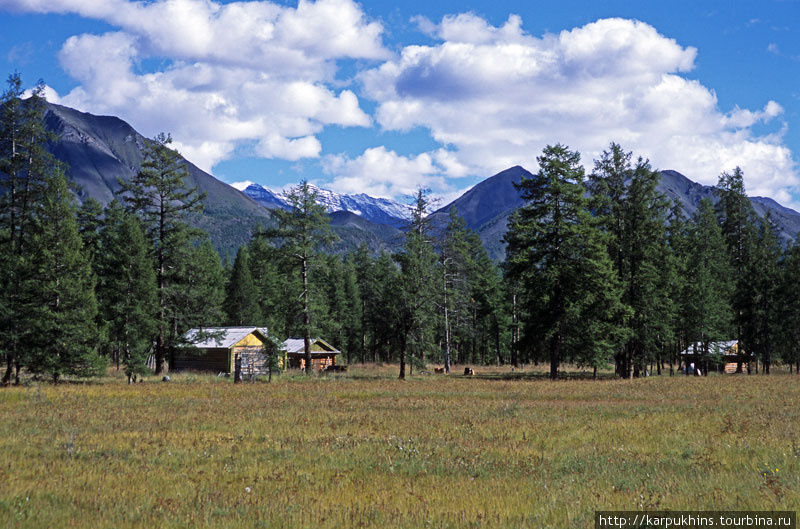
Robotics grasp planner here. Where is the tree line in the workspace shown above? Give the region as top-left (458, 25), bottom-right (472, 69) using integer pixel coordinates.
top-left (2, 73), bottom-right (799, 383)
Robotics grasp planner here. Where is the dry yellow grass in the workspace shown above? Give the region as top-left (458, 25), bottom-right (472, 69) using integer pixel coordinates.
top-left (0, 367), bottom-right (798, 528)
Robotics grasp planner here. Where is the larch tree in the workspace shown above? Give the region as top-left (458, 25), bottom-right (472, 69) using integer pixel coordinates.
top-left (18, 172), bottom-right (104, 382)
top-left (352, 243), bottom-right (377, 363)
top-left (369, 250), bottom-right (402, 364)
top-left (505, 144), bottom-right (628, 379)
top-left (741, 215), bottom-right (781, 374)
top-left (76, 197), bottom-right (104, 269)
top-left (118, 132), bottom-right (205, 374)
top-left (314, 254), bottom-right (347, 359)
top-left (588, 143), bottom-right (671, 378)
top-left (96, 200), bottom-right (158, 382)
top-left (778, 238), bottom-right (800, 373)
top-left (625, 160), bottom-right (672, 377)
top-left (262, 181), bottom-right (334, 374)
top-left (715, 167), bottom-right (757, 372)
top-left (397, 189), bottom-right (439, 379)
top-left (224, 246), bottom-right (262, 326)
top-left (248, 233), bottom-right (289, 337)
top-left (341, 253), bottom-right (363, 365)
top-left (684, 198), bottom-right (734, 373)
top-left (175, 240), bottom-right (226, 332)
top-left (469, 235), bottom-right (506, 366)
top-left (440, 207), bottom-right (472, 372)
top-left (0, 74), bottom-right (60, 384)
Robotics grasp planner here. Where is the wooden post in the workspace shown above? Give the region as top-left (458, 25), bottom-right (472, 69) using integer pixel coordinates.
top-left (234, 355), bottom-right (242, 384)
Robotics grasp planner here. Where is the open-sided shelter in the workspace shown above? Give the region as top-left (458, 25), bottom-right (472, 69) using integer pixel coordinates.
top-left (679, 340), bottom-right (751, 374)
top-left (283, 338), bottom-right (340, 371)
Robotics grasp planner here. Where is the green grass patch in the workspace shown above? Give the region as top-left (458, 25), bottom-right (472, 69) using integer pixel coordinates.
top-left (0, 369), bottom-right (798, 528)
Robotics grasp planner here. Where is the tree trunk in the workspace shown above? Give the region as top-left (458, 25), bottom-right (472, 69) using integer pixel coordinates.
top-left (511, 293), bottom-right (518, 368)
top-left (361, 305), bottom-right (367, 365)
top-left (550, 332), bottom-right (560, 380)
top-left (443, 270), bottom-right (451, 374)
top-left (155, 332), bottom-right (165, 375)
top-left (628, 347), bottom-right (634, 380)
top-left (1, 354), bottom-right (12, 386)
top-left (302, 254), bottom-right (312, 375)
top-left (495, 320), bottom-right (502, 366)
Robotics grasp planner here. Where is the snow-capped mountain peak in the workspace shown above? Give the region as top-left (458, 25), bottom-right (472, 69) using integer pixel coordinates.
top-left (232, 181), bottom-right (413, 227)
top-left (230, 180), bottom-right (255, 192)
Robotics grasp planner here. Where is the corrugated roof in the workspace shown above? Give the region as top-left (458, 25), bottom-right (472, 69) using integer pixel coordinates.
top-left (679, 340), bottom-right (739, 356)
top-left (283, 337), bottom-right (340, 355)
top-left (184, 327), bottom-right (269, 349)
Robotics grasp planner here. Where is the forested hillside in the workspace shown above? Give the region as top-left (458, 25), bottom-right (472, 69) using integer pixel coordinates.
top-left (3, 75), bottom-right (800, 384)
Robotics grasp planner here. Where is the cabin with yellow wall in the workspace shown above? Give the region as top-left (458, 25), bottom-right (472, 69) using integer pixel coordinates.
top-left (173, 327), bottom-right (284, 375)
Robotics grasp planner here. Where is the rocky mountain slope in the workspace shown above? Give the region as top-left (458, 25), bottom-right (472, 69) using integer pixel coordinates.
top-left (44, 102), bottom-right (271, 257)
top-left (32, 102), bottom-right (800, 261)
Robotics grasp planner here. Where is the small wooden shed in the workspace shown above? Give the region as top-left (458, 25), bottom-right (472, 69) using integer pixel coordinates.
top-left (679, 340), bottom-right (751, 374)
top-left (283, 338), bottom-right (340, 371)
top-left (173, 327), bottom-right (283, 374)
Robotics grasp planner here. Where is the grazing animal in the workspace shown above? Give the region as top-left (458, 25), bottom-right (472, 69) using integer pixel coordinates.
top-left (464, 367), bottom-right (474, 376)
top-left (434, 367), bottom-right (445, 374)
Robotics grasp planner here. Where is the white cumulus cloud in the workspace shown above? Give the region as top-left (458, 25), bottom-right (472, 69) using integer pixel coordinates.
top-left (361, 15), bottom-right (798, 205)
top-left (321, 146), bottom-right (471, 199)
top-left (5, 0), bottom-right (385, 172)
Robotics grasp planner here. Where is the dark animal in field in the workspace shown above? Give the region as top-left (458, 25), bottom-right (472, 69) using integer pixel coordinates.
top-left (464, 368), bottom-right (474, 376)
top-left (434, 367), bottom-right (445, 374)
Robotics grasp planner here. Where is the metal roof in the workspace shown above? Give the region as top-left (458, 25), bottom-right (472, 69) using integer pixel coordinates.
top-left (679, 340), bottom-right (739, 356)
top-left (283, 338), bottom-right (340, 355)
top-left (184, 327), bottom-right (269, 349)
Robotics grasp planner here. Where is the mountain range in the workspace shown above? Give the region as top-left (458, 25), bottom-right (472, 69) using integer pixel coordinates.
top-left (232, 181), bottom-right (413, 227)
top-left (37, 102), bottom-right (800, 260)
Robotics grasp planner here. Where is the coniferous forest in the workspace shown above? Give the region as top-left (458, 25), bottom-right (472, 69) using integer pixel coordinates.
top-left (2, 73), bottom-right (800, 384)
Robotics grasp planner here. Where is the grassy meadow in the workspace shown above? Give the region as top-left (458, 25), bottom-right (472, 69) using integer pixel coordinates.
top-left (0, 365), bottom-right (798, 528)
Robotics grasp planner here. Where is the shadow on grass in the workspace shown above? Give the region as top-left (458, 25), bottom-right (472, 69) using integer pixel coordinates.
top-left (469, 371), bottom-right (620, 381)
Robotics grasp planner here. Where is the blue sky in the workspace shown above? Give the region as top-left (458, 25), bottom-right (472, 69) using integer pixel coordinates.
top-left (0, 0), bottom-right (798, 206)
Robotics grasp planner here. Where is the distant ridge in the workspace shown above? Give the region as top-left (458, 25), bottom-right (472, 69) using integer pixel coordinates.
top-left (33, 102), bottom-right (800, 260)
top-left (43, 102), bottom-right (271, 257)
top-left (237, 181), bottom-right (413, 227)
top-left (429, 166), bottom-right (800, 260)
top-left (38, 102), bottom-right (403, 256)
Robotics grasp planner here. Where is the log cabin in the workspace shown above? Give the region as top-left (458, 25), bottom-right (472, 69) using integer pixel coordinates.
top-left (173, 327), bottom-right (283, 375)
top-left (283, 338), bottom-right (340, 371)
